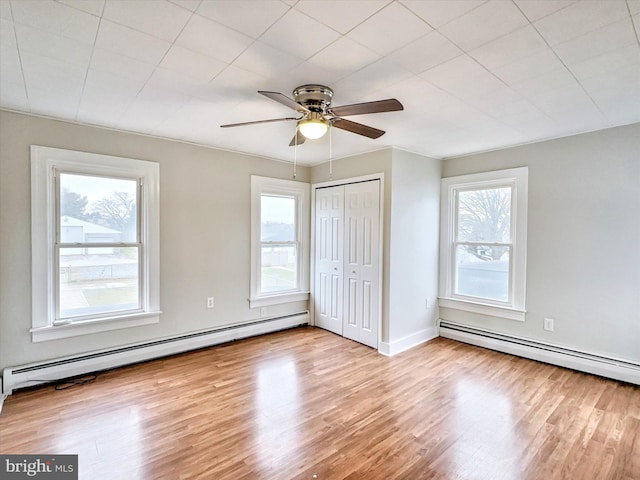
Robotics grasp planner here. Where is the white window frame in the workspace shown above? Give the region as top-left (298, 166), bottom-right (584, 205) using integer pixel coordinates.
top-left (31, 146), bottom-right (161, 342)
top-left (439, 167), bottom-right (528, 321)
top-left (250, 175), bottom-right (309, 308)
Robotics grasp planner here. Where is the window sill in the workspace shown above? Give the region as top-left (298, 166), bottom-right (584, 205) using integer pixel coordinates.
top-left (30, 311), bottom-right (162, 342)
top-left (249, 292), bottom-right (309, 308)
top-left (438, 298), bottom-right (525, 322)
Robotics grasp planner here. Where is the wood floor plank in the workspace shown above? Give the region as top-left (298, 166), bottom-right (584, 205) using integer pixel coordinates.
top-left (0, 327), bottom-right (638, 480)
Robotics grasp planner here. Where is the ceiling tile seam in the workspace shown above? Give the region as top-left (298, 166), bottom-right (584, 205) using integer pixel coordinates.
top-left (384, 1), bottom-right (435, 32)
top-left (8, 1), bottom-right (31, 113)
top-left (412, 73), bottom-right (531, 135)
top-left (302, 38), bottom-right (386, 86)
top-left (9, 1), bottom-right (93, 46)
top-left (512, 0), bottom-right (576, 24)
top-left (100, 2), bottom-right (193, 45)
top-left (214, 2), bottom-right (299, 77)
top-left (74, 1), bottom-right (106, 122)
top-left (52, 0), bottom-right (101, 19)
top-left (419, 65), bottom-right (556, 138)
top-left (255, 11), bottom-right (340, 62)
top-left (404, 7), bottom-right (542, 84)
top-left (397, 0), bottom-right (446, 31)
top-left (292, 0), bottom-right (392, 39)
top-left (168, 0), bottom-right (202, 15)
top-left (517, 3), bottom-right (624, 125)
top-left (118, 5), bottom-right (203, 122)
top-left (627, 1), bottom-right (640, 47)
top-left (416, 44), bottom-right (557, 129)
top-left (401, 0), bottom-right (489, 31)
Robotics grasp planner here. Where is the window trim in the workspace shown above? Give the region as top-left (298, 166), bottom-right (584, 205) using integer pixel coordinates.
top-left (31, 146), bottom-right (161, 342)
top-left (439, 167), bottom-right (528, 321)
top-left (250, 176), bottom-right (309, 308)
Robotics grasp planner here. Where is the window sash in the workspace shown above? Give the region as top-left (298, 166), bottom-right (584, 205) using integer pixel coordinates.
top-left (452, 241), bottom-right (513, 305)
top-left (54, 244), bottom-right (144, 323)
top-left (54, 170), bottom-right (144, 323)
top-left (259, 242), bottom-right (299, 295)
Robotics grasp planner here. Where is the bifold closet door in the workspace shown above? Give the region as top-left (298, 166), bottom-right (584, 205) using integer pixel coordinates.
top-left (314, 180), bottom-right (380, 349)
top-left (314, 185), bottom-right (344, 336)
top-left (342, 181), bottom-right (380, 349)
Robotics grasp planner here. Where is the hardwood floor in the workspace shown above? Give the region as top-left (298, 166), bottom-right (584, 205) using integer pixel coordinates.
top-left (1, 326), bottom-right (638, 480)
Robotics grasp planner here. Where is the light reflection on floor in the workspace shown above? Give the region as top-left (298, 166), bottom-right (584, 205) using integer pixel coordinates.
top-left (253, 356), bottom-right (302, 470)
top-left (54, 406), bottom-right (144, 478)
top-left (444, 377), bottom-right (520, 479)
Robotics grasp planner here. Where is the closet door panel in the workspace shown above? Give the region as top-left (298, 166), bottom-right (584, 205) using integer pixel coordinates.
top-left (314, 186), bottom-right (344, 335)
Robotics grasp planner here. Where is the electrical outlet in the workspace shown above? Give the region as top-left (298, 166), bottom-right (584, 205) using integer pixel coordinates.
top-left (544, 317), bottom-right (554, 332)
top-left (207, 297), bottom-right (214, 309)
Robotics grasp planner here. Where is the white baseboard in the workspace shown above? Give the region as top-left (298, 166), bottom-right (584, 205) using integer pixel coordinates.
top-left (379, 327), bottom-right (438, 356)
top-left (439, 320), bottom-right (640, 386)
top-left (2, 313), bottom-right (309, 396)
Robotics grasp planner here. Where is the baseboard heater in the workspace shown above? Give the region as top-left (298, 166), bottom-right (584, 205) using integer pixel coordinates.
top-left (439, 320), bottom-right (640, 386)
top-left (1, 313), bottom-right (309, 395)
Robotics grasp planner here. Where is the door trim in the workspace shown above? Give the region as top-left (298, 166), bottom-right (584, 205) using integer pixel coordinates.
top-left (310, 173), bottom-right (384, 352)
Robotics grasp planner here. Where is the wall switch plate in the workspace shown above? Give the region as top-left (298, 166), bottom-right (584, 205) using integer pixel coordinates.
top-left (207, 297), bottom-right (214, 309)
top-left (544, 317), bottom-right (554, 332)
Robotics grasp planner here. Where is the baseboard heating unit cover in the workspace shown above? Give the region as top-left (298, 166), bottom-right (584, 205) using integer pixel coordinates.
top-left (2, 313), bottom-right (308, 395)
top-left (439, 320), bottom-right (640, 386)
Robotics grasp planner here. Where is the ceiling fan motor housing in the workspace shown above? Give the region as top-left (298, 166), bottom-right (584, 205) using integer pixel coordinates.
top-left (293, 84), bottom-right (334, 112)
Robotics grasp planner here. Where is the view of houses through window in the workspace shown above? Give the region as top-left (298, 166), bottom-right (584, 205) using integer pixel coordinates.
top-left (57, 173), bottom-right (140, 320)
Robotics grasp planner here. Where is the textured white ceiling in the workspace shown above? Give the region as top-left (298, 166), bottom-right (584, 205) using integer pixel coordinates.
top-left (1, 0), bottom-right (639, 164)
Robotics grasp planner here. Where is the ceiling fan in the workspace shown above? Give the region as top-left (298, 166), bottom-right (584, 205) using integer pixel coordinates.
top-left (221, 84), bottom-right (403, 146)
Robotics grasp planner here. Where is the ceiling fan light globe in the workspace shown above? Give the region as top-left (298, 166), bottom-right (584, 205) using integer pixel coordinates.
top-left (299, 119), bottom-right (328, 139)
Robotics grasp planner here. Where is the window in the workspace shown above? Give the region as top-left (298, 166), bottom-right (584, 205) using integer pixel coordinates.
top-left (439, 167), bottom-right (528, 321)
top-left (250, 176), bottom-right (309, 307)
top-left (31, 146), bottom-right (160, 341)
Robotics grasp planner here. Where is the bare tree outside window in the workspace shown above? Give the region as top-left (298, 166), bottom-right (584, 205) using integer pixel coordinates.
top-left (89, 191), bottom-right (137, 239)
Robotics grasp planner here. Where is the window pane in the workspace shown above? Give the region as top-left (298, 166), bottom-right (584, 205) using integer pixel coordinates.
top-left (59, 247), bottom-right (139, 319)
top-left (60, 173), bottom-right (138, 243)
top-left (261, 195), bottom-right (295, 242)
top-left (261, 245), bottom-right (297, 293)
top-left (457, 187), bottom-right (511, 242)
top-left (455, 245), bottom-right (509, 302)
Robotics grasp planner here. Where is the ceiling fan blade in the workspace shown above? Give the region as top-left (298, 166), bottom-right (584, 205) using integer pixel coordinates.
top-left (220, 117), bottom-right (299, 128)
top-left (332, 118), bottom-right (385, 139)
top-left (258, 91), bottom-right (310, 114)
top-left (288, 130), bottom-right (306, 147)
top-left (329, 98), bottom-right (403, 117)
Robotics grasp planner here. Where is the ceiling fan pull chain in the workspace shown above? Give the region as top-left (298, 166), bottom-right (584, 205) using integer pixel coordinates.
top-left (293, 125), bottom-right (298, 179)
top-left (329, 124), bottom-right (333, 180)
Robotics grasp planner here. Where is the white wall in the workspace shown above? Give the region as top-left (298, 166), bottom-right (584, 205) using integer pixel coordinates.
top-left (441, 123), bottom-right (640, 363)
top-left (387, 149), bottom-right (440, 348)
top-left (0, 110), bottom-right (310, 372)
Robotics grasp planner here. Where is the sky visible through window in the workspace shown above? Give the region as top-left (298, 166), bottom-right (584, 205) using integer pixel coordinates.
top-left (61, 173), bottom-right (136, 203)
